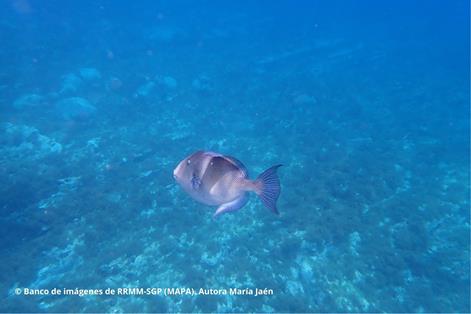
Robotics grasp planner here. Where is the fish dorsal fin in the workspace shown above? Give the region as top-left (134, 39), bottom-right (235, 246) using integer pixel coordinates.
top-left (223, 155), bottom-right (248, 177)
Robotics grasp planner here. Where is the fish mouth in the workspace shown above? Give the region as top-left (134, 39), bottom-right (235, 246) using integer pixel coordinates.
top-left (173, 162), bottom-right (183, 181)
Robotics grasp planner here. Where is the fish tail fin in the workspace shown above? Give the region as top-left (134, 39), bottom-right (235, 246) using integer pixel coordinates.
top-left (254, 164), bottom-right (282, 215)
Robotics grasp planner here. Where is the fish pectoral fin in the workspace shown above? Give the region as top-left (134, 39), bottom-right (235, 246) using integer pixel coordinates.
top-left (213, 194), bottom-right (248, 218)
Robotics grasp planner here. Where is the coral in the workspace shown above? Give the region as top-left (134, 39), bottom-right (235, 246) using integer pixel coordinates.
top-left (13, 93), bottom-right (44, 109)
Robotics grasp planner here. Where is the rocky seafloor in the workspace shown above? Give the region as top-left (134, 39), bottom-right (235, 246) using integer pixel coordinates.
top-left (1, 2), bottom-right (469, 312)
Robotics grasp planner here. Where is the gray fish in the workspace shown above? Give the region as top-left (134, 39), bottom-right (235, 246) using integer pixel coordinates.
top-left (173, 151), bottom-right (282, 218)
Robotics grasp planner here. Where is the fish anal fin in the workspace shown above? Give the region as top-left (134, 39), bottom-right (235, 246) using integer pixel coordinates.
top-left (213, 194), bottom-right (248, 218)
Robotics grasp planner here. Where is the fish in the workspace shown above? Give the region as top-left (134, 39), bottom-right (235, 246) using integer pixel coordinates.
top-left (173, 151), bottom-right (282, 218)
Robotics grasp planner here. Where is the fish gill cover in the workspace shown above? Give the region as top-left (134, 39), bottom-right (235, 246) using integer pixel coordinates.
top-left (0, 0), bottom-right (469, 313)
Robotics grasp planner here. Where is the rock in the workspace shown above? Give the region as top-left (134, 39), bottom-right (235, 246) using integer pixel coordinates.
top-left (293, 93), bottom-right (316, 105)
top-left (59, 73), bottom-right (82, 94)
top-left (286, 280), bottom-right (304, 295)
top-left (107, 77), bottom-right (123, 91)
top-left (59, 69), bottom-right (101, 95)
top-left (349, 231), bottom-right (361, 256)
top-left (160, 76), bottom-right (177, 89)
top-left (13, 93), bottom-right (44, 109)
top-left (134, 81), bottom-right (156, 98)
top-left (296, 256), bottom-right (314, 283)
top-left (0, 123), bottom-right (62, 160)
top-left (201, 252), bottom-right (220, 266)
top-left (148, 25), bottom-right (181, 42)
top-left (55, 97), bottom-right (96, 120)
top-left (134, 76), bottom-right (177, 101)
top-left (192, 75), bottom-right (212, 94)
top-left (78, 68), bottom-right (101, 81)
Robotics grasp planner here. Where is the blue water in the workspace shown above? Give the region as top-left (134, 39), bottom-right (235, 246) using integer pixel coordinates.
top-left (1, 0), bottom-right (469, 312)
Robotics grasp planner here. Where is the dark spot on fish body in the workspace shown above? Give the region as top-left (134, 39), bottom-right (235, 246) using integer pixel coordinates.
top-left (191, 173), bottom-right (201, 190)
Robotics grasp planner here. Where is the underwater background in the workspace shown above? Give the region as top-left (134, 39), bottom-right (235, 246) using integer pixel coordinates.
top-left (0, 0), bottom-right (469, 312)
